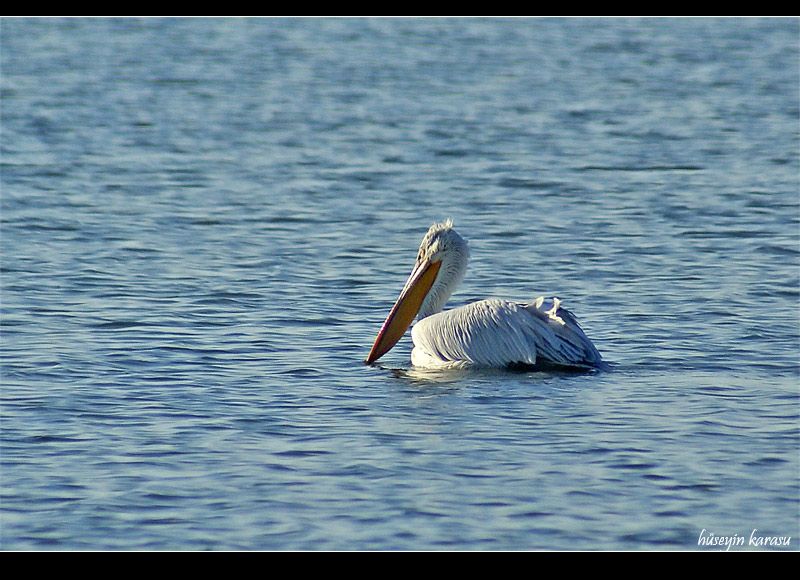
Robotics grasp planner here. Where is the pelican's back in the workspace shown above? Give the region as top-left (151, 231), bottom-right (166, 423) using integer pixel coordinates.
top-left (410, 298), bottom-right (602, 370)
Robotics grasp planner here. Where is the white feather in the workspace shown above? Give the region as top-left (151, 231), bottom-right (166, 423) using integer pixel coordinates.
top-left (411, 298), bottom-right (602, 369)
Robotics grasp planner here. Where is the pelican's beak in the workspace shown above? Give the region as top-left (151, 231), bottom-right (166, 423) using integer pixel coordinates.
top-left (365, 259), bottom-right (442, 364)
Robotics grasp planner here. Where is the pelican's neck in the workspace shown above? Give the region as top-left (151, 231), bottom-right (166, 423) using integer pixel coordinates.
top-left (417, 246), bottom-right (469, 320)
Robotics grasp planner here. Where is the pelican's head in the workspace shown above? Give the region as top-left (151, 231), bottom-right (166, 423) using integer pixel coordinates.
top-left (365, 219), bottom-right (469, 364)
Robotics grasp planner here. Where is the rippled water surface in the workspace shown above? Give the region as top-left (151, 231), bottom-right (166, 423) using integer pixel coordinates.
top-left (2, 18), bottom-right (799, 550)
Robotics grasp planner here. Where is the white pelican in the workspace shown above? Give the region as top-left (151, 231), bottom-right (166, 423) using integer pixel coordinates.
top-left (365, 219), bottom-right (603, 370)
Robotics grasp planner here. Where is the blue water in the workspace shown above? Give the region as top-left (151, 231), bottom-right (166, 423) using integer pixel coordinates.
top-left (1, 17), bottom-right (798, 551)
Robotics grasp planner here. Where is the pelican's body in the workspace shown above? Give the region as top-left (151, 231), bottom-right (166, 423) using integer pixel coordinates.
top-left (366, 220), bottom-right (603, 370)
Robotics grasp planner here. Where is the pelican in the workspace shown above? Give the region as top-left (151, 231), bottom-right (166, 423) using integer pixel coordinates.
top-left (365, 219), bottom-right (603, 370)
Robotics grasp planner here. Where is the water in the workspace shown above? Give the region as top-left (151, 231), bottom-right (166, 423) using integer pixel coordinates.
top-left (1, 17), bottom-right (798, 551)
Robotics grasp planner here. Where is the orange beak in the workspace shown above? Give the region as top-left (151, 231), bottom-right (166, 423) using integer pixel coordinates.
top-left (365, 259), bottom-right (442, 364)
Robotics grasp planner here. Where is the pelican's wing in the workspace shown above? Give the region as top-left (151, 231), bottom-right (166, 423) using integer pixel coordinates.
top-left (524, 296), bottom-right (603, 368)
top-left (410, 298), bottom-right (602, 369)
